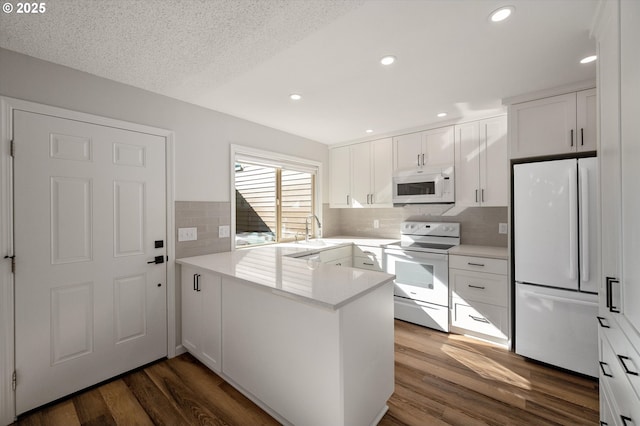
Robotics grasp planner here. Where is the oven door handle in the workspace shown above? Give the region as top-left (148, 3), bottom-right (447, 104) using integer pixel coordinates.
top-left (383, 248), bottom-right (448, 262)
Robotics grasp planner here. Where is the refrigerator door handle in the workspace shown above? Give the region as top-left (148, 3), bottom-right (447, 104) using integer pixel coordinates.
top-left (568, 171), bottom-right (578, 281)
top-left (579, 166), bottom-right (590, 282)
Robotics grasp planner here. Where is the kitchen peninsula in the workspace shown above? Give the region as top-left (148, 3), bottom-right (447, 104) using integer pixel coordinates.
top-left (177, 243), bottom-right (395, 426)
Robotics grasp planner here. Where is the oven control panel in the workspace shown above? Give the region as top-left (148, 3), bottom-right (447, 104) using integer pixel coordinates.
top-left (400, 221), bottom-right (460, 237)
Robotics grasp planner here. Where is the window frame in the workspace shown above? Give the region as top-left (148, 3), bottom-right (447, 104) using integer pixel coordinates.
top-left (230, 145), bottom-right (323, 250)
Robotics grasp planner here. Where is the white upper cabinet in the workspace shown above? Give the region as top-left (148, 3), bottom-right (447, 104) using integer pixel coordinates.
top-left (329, 138), bottom-right (393, 208)
top-left (370, 138), bottom-right (394, 206)
top-left (329, 145), bottom-right (351, 208)
top-left (577, 89), bottom-right (597, 152)
top-left (393, 131), bottom-right (422, 170)
top-left (509, 89), bottom-right (596, 159)
top-left (393, 126), bottom-right (454, 171)
top-left (620, 0), bottom-right (640, 337)
top-left (455, 116), bottom-right (508, 207)
top-left (350, 142), bottom-right (371, 207)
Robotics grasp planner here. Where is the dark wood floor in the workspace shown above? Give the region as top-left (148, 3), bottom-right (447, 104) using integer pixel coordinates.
top-left (15, 320), bottom-right (599, 425)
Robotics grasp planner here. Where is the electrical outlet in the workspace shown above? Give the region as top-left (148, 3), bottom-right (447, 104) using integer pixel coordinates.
top-left (219, 225), bottom-right (230, 238)
top-left (373, 219), bottom-right (380, 229)
top-left (178, 227), bottom-right (197, 242)
top-left (498, 223), bottom-right (508, 234)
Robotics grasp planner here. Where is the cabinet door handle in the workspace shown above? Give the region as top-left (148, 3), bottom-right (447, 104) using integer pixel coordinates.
top-left (581, 128), bottom-right (584, 146)
top-left (570, 129), bottom-right (574, 147)
top-left (599, 361), bottom-right (613, 377)
top-left (417, 154), bottom-right (421, 167)
top-left (422, 153), bottom-right (425, 166)
top-left (193, 273), bottom-right (197, 291)
top-left (607, 277), bottom-right (621, 313)
top-left (596, 316), bottom-right (611, 328)
top-left (347, 195), bottom-right (350, 205)
top-left (370, 194), bottom-right (374, 204)
top-left (468, 284), bottom-right (486, 290)
top-left (468, 315), bottom-right (490, 324)
top-left (620, 416), bottom-right (633, 426)
top-left (467, 262), bottom-right (485, 267)
top-left (195, 274), bottom-right (201, 292)
top-left (363, 262), bottom-right (375, 266)
top-left (617, 355), bottom-right (639, 376)
top-left (481, 189), bottom-right (485, 202)
top-left (475, 189), bottom-right (478, 202)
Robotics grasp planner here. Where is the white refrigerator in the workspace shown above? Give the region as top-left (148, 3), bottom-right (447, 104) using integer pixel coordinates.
top-left (513, 158), bottom-right (599, 377)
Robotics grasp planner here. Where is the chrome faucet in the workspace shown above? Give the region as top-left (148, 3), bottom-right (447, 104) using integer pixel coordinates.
top-left (305, 214), bottom-right (322, 242)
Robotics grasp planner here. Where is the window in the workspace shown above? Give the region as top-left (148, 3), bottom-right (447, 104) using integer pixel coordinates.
top-left (232, 147), bottom-right (320, 248)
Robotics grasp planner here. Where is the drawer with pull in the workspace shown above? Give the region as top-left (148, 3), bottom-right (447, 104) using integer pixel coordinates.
top-left (450, 268), bottom-right (508, 306)
top-left (353, 256), bottom-right (382, 271)
top-left (449, 255), bottom-right (507, 275)
top-left (600, 331), bottom-right (640, 425)
top-left (451, 300), bottom-right (508, 340)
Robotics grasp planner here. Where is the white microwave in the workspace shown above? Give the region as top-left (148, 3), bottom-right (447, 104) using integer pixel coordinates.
top-left (392, 167), bottom-right (454, 204)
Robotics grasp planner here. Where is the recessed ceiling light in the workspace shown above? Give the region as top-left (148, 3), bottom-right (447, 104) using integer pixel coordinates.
top-left (365, 129), bottom-right (373, 133)
top-left (289, 93), bottom-right (302, 101)
top-left (380, 55), bottom-right (396, 66)
top-left (490, 6), bottom-right (514, 22)
top-left (437, 112), bottom-right (447, 118)
top-left (580, 55), bottom-right (597, 64)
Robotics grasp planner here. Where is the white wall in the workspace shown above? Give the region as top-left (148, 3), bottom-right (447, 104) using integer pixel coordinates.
top-left (0, 48), bottom-right (330, 201)
top-left (0, 47), bottom-right (330, 423)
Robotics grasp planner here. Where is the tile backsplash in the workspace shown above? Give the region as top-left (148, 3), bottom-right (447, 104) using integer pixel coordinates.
top-left (175, 202), bottom-right (507, 259)
top-left (323, 204), bottom-right (508, 247)
top-left (175, 201), bottom-right (232, 259)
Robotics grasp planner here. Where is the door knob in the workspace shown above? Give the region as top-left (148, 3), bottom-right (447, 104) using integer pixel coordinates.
top-left (147, 255), bottom-right (165, 264)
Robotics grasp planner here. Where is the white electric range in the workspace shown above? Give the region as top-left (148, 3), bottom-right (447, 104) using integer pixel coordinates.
top-left (384, 221), bottom-right (460, 332)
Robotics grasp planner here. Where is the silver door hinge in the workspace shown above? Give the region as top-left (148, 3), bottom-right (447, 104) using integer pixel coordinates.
top-left (12, 371), bottom-right (16, 391)
top-left (9, 140), bottom-right (14, 157)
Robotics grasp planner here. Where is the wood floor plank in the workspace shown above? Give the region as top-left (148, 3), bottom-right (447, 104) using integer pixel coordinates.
top-left (166, 354), bottom-right (279, 425)
top-left (72, 388), bottom-right (116, 426)
top-left (15, 412), bottom-right (44, 426)
top-left (14, 319), bottom-right (599, 426)
top-left (144, 360), bottom-right (227, 425)
top-left (98, 380), bottom-right (153, 426)
top-left (122, 370), bottom-right (190, 426)
top-left (39, 400), bottom-right (81, 426)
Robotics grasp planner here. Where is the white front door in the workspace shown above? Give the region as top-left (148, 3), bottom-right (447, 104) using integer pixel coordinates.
top-left (13, 110), bottom-right (167, 414)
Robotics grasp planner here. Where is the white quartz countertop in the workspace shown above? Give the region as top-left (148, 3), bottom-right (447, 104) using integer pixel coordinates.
top-left (177, 244), bottom-right (395, 310)
top-left (448, 244), bottom-right (508, 260)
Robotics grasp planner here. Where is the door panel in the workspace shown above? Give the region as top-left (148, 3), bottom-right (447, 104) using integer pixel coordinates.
top-left (14, 110), bottom-right (167, 414)
top-left (50, 177), bottom-right (93, 263)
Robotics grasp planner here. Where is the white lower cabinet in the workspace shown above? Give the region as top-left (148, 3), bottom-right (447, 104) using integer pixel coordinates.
top-left (181, 266), bottom-right (222, 373)
top-left (352, 245), bottom-right (383, 271)
top-left (599, 325), bottom-right (640, 426)
top-left (449, 254), bottom-right (509, 345)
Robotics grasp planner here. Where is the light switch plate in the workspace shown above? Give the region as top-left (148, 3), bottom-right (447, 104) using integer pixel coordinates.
top-left (219, 225), bottom-right (230, 238)
top-left (498, 223), bottom-right (508, 234)
top-left (373, 219), bottom-right (380, 229)
top-left (178, 227), bottom-right (197, 242)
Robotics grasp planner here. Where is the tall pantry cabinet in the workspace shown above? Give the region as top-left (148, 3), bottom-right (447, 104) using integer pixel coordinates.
top-left (594, 1), bottom-right (640, 424)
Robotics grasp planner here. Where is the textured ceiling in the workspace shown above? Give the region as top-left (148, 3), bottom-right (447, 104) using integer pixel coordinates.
top-left (0, 0), bottom-right (598, 144)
